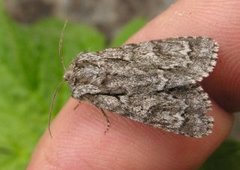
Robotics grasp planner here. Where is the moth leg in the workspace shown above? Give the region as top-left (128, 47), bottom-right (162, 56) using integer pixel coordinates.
top-left (100, 108), bottom-right (111, 134)
top-left (74, 101), bottom-right (81, 110)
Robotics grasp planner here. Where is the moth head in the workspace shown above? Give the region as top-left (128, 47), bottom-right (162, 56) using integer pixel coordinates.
top-left (63, 69), bottom-right (73, 82)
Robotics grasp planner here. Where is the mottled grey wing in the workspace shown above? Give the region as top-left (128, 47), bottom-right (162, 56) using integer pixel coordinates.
top-left (64, 36), bottom-right (218, 137)
top-left (65, 36), bottom-right (218, 97)
top-left (82, 85), bottom-right (213, 138)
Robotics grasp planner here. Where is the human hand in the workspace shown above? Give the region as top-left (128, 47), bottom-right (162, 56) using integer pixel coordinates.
top-left (28, 0), bottom-right (240, 169)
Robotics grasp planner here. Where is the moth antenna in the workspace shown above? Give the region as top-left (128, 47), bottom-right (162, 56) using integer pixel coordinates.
top-left (100, 108), bottom-right (111, 134)
top-left (48, 80), bottom-right (65, 138)
top-left (74, 101), bottom-right (81, 110)
top-left (59, 20), bottom-right (68, 71)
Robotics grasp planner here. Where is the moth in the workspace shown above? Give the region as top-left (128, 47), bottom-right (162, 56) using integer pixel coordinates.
top-left (64, 36), bottom-right (219, 138)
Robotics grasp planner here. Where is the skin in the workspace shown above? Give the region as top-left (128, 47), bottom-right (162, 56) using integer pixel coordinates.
top-left (28, 0), bottom-right (240, 169)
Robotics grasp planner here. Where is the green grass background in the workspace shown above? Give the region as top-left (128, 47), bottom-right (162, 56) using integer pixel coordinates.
top-left (0, 2), bottom-right (239, 169)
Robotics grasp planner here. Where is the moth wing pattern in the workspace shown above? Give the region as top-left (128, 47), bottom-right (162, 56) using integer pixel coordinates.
top-left (64, 36), bottom-right (219, 138)
top-left (86, 84), bottom-right (213, 137)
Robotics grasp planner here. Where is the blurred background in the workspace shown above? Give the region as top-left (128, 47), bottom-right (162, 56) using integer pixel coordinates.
top-left (0, 0), bottom-right (239, 169)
